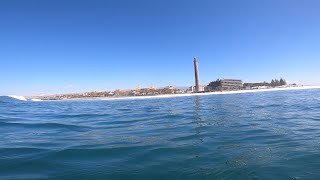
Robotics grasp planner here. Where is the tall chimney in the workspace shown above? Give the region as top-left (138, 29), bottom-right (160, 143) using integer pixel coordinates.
top-left (194, 57), bottom-right (200, 92)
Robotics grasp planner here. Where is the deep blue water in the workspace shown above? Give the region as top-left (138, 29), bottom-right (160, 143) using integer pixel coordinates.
top-left (1, 89), bottom-right (320, 179)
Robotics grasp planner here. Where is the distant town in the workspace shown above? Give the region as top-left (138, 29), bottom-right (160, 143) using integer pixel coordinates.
top-left (33, 57), bottom-right (300, 100)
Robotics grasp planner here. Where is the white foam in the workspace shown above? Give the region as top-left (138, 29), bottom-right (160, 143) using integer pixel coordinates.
top-left (31, 99), bottom-right (43, 102)
top-left (7, 95), bottom-right (28, 101)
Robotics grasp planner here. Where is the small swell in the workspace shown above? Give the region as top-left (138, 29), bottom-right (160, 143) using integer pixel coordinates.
top-left (50, 146), bottom-right (145, 160)
top-left (0, 122), bottom-right (87, 130)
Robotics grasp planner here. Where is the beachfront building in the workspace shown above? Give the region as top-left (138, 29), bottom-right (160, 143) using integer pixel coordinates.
top-left (221, 79), bottom-right (243, 90)
top-left (190, 86), bottom-right (205, 93)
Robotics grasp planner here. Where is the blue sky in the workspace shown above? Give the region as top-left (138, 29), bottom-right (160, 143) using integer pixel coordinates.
top-left (1, 0), bottom-right (320, 95)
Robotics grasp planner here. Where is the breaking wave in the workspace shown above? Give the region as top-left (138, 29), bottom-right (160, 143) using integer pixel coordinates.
top-left (0, 95), bottom-right (28, 102)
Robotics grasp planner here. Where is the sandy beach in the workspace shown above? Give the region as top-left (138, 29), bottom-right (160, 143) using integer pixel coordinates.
top-left (25, 85), bottom-right (320, 102)
top-left (63, 85), bottom-right (320, 101)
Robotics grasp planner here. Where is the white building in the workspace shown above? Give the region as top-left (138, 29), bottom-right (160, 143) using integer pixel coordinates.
top-left (190, 86), bottom-right (205, 93)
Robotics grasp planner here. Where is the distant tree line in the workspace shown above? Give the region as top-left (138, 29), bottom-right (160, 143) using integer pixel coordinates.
top-left (206, 79), bottom-right (222, 91)
top-left (243, 78), bottom-right (287, 88)
top-left (270, 78), bottom-right (287, 86)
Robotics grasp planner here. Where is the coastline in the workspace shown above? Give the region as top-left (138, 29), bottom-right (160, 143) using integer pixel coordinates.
top-left (45, 85), bottom-right (320, 102)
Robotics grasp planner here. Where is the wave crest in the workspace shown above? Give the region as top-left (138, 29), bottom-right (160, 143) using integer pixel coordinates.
top-left (0, 95), bottom-right (28, 102)
top-left (7, 95), bottom-right (27, 101)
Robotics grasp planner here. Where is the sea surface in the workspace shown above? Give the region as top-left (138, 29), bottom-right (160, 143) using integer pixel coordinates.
top-left (1, 89), bottom-right (320, 179)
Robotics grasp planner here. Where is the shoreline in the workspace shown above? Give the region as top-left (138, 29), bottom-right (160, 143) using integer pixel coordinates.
top-left (38, 85), bottom-right (320, 102)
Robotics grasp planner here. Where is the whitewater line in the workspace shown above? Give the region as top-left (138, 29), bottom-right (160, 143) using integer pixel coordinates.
top-left (70, 85), bottom-right (320, 101)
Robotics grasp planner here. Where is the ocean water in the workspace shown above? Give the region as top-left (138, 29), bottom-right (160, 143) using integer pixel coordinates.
top-left (1, 89), bottom-right (320, 179)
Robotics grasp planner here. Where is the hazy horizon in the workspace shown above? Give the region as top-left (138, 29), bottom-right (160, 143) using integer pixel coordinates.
top-left (1, 0), bottom-right (320, 96)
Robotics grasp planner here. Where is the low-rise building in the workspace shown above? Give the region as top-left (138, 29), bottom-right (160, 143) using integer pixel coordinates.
top-left (221, 79), bottom-right (243, 90)
top-left (190, 86), bottom-right (205, 92)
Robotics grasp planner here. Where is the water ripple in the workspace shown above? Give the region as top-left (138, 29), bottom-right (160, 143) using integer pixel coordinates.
top-left (0, 89), bottom-right (320, 179)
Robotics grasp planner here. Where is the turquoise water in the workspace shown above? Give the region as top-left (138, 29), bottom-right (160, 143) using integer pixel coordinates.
top-left (1, 89), bottom-right (320, 179)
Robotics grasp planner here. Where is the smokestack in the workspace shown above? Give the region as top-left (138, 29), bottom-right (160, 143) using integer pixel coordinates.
top-left (194, 57), bottom-right (200, 92)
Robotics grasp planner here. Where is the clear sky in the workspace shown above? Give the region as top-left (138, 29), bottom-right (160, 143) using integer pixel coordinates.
top-left (1, 0), bottom-right (320, 95)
